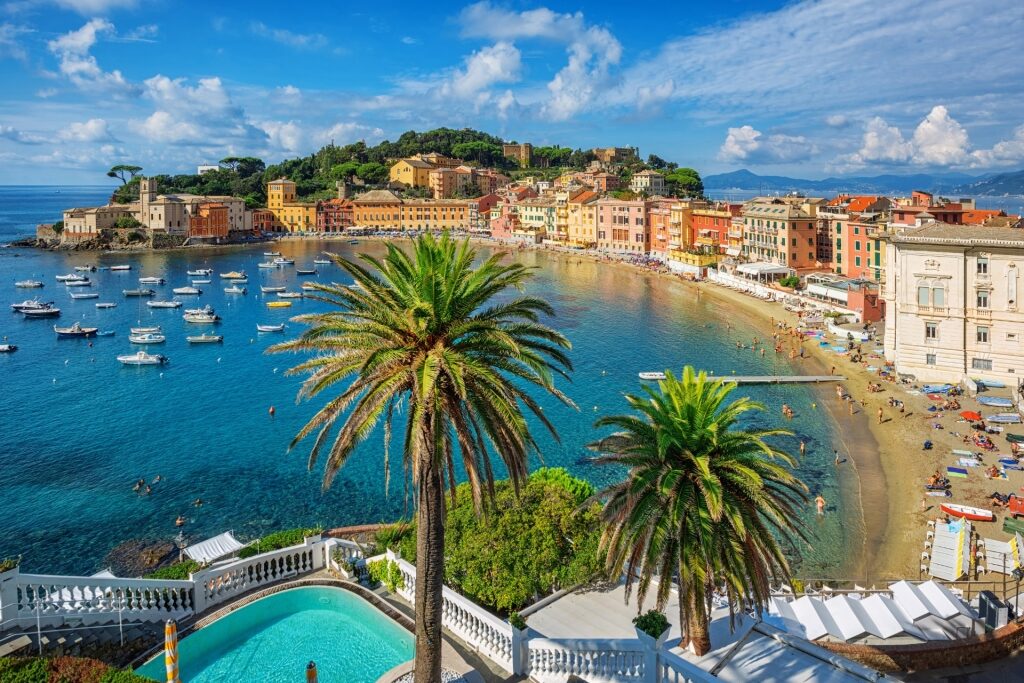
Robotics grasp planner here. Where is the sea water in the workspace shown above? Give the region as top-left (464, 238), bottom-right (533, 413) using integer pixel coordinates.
top-left (0, 187), bottom-right (852, 577)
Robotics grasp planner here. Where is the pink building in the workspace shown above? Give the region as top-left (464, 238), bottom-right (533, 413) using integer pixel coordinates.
top-left (596, 198), bottom-right (650, 254)
top-left (647, 199), bottom-right (675, 260)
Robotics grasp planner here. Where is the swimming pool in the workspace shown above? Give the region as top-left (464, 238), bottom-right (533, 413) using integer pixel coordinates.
top-left (136, 586), bottom-right (413, 682)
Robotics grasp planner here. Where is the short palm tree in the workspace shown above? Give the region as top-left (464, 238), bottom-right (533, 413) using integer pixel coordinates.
top-left (270, 234), bottom-right (573, 682)
top-left (595, 367), bottom-right (807, 655)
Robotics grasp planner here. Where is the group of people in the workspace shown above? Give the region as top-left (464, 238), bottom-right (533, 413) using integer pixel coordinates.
top-left (132, 475), bottom-right (161, 496)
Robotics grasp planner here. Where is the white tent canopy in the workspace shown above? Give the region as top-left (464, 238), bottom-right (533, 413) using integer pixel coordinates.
top-left (184, 531), bottom-right (246, 564)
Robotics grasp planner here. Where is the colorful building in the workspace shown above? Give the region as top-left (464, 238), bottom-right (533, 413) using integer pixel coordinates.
top-left (741, 196), bottom-right (825, 270)
top-left (566, 190), bottom-right (599, 248)
top-left (187, 202), bottom-right (229, 240)
top-left (591, 147), bottom-right (639, 165)
top-left (265, 178), bottom-right (317, 232)
top-left (890, 190), bottom-right (965, 226)
top-left (467, 193), bottom-right (500, 233)
top-left (61, 204), bottom-right (134, 241)
top-left (501, 142), bottom-right (533, 168)
top-left (399, 198), bottom-right (469, 231)
top-left (692, 202), bottom-right (742, 253)
top-left (352, 189), bottom-right (403, 229)
top-left (630, 170), bottom-right (665, 196)
top-left (821, 195), bottom-right (891, 281)
top-left (596, 198), bottom-right (650, 254)
top-left (647, 199), bottom-right (675, 260)
top-left (316, 198), bottom-right (353, 233)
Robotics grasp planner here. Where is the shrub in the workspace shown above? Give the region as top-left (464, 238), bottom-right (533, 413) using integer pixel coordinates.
top-left (238, 528), bottom-right (322, 559)
top-left (508, 612), bottom-right (527, 630)
top-left (633, 610), bottom-right (670, 639)
top-left (100, 669), bottom-right (157, 683)
top-left (0, 657), bottom-right (47, 682)
top-left (374, 521), bottom-right (412, 552)
top-left (50, 656), bottom-right (108, 683)
top-left (143, 560), bottom-right (200, 580)
top-left (778, 275), bottom-right (801, 289)
top-left (113, 216), bottom-right (142, 230)
top-left (366, 559), bottom-right (405, 593)
top-left (0, 556), bottom-right (19, 572)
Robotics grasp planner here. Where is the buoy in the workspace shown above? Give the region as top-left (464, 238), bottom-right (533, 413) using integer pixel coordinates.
top-left (64, 359), bottom-right (69, 365)
top-left (269, 406), bottom-right (276, 417)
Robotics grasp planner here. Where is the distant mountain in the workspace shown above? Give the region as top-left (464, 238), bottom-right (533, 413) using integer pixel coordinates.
top-left (954, 169), bottom-right (1024, 196)
top-left (704, 168), bottom-right (989, 195)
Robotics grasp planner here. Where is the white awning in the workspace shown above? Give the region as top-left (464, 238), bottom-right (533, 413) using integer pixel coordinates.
top-left (184, 531), bottom-right (246, 564)
top-left (726, 247), bottom-right (741, 256)
top-left (737, 262), bottom-right (792, 276)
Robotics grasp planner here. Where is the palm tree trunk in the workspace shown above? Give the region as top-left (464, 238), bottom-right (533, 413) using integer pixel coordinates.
top-left (686, 589), bottom-right (712, 656)
top-left (413, 456), bottom-right (445, 683)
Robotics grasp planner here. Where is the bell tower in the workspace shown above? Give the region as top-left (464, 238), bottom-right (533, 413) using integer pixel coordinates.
top-left (139, 177), bottom-right (157, 225)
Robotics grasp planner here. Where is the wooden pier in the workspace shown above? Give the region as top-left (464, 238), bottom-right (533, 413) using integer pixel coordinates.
top-left (718, 375), bottom-right (846, 385)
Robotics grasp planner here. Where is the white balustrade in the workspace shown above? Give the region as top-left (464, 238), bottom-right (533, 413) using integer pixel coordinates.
top-left (193, 541), bottom-right (319, 611)
top-left (526, 638), bottom-right (646, 682)
top-left (13, 574), bottom-right (193, 627)
top-left (656, 648), bottom-right (720, 683)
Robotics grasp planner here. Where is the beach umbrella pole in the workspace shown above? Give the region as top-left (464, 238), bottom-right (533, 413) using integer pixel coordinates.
top-left (165, 619), bottom-right (180, 683)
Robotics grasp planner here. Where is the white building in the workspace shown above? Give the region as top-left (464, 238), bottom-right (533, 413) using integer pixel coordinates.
top-left (138, 178), bottom-right (248, 236)
top-left (883, 221), bottom-right (1024, 386)
top-left (197, 165), bottom-right (219, 175)
top-left (630, 169), bottom-right (665, 195)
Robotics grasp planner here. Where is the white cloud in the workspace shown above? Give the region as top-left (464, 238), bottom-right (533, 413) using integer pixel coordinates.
top-left (843, 117), bottom-right (914, 167)
top-left (259, 120), bottom-right (304, 153)
top-left (825, 114), bottom-right (849, 128)
top-left (911, 105), bottom-right (969, 165)
top-left (50, 0), bottom-right (137, 13)
top-left (442, 41), bottom-right (521, 99)
top-left (60, 117), bottom-right (115, 142)
top-left (250, 22), bottom-right (328, 50)
top-left (0, 22), bottom-right (33, 61)
top-left (36, 87), bottom-right (58, 98)
top-left (971, 126), bottom-right (1024, 168)
top-left (119, 24), bottom-right (158, 42)
top-left (137, 75), bottom-right (267, 147)
top-left (319, 122), bottom-right (384, 145)
top-left (136, 111), bottom-right (200, 143)
top-left (0, 124), bottom-right (45, 144)
top-left (717, 125), bottom-right (813, 164)
top-left (46, 19), bottom-right (137, 96)
top-left (401, 36), bottom-right (418, 45)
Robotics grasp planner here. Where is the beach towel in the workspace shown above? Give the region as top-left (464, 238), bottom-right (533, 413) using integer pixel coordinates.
top-left (957, 458), bottom-right (981, 467)
top-left (947, 466), bottom-right (969, 478)
top-left (866, 366), bottom-right (878, 371)
top-left (831, 346), bottom-right (848, 353)
top-left (953, 449), bottom-right (976, 457)
top-left (907, 390), bottom-right (922, 396)
top-left (925, 490), bottom-right (952, 497)
top-left (999, 459), bottom-right (1024, 471)
top-left (927, 394), bottom-right (944, 401)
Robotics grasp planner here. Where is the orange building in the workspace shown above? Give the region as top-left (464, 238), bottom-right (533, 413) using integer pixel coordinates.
top-left (317, 198), bottom-right (353, 232)
top-left (692, 202), bottom-right (742, 253)
top-left (352, 190), bottom-right (403, 229)
top-left (741, 196), bottom-right (826, 270)
top-left (821, 195), bottom-right (890, 280)
top-left (647, 199), bottom-right (675, 259)
top-left (188, 202), bottom-right (229, 239)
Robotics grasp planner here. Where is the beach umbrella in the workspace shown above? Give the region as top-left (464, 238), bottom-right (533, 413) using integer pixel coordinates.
top-left (306, 661), bottom-right (318, 683)
top-left (164, 620), bottom-right (180, 683)
top-left (960, 410), bottom-right (983, 421)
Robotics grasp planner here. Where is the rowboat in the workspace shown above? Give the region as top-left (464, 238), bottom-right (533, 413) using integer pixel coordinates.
top-left (22, 307), bottom-right (60, 317)
top-left (260, 286), bottom-right (286, 293)
top-left (922, 384), bottom-right (954, 394)
top-left (987, 413), bottom-right (1022, 424)
top-left (74, 265), bottom-right (96, 272)
top-left (187, 268), bottom-right (212, 276)
top-left (974, 378), bottom-right (1007, 388)
top-left (129, 332), bottom-right (166, 344)
top-left (117, 351), bottom-right (166, 366)
top-left (138, 277), bottom-right (165, 285)
top-left (69, 292), bottom-right (99, 299)
top-left (267, 301), bottom-right (292, 308)
top-left (55, 273), bottom-right (80, 281)
top-left (264, 251), bottom-right (282, 257)
top-left (54, 322), bottom-right (98, 338)
top-left (940, 503), bottom-right (995, 522)
top-left (296, 268), bottom-right (317, 275)
top-left (224, 286), bottom-right (247, 294)
top-left (219, 271), bottom-right (245, 279)
top-left (978, 396), bottom-right (1014, 408)
top-left (109, 265), bottom-right (132, 271)
top-left (123, 289), bottom-right (156, 297)
top-left (64, 279), bottom-right (91, 287)
top-left (276, 291), bottom-right (303, 299)
top-left (95, 302), bottom-right (117, 309)
top-left (638, 372), bottom-right (666, 381)
top-left (130, 326), bottom-right (161, 334)
top-left (0, 344), bottom-right (16, 352)
top-left (172, 287), bottom-right (201, 295)
top-left (257, 262), bottom-right (278, 269)
top-left (313, 259), bottom-right (331, 265)
top-left (257, 323), bottom-right (285, 332)
top-left (187, 334), bottom-right (223, 344)
top-left (1007, 434), bottom-right (1024, 444)
top-left (147, 300), bottom-right (182, 308)
top-left (191, 279), bottom-right (211, 285)
top-left (14, 280), bottom-right (43, 288)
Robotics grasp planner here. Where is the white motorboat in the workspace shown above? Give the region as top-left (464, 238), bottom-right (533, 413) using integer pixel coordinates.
top-left (55, 273), bottom-right (80, 281)
top-left (272, 257), bottom-right (294, 266)
top-left (14, 280), bottom-right (43, 288)
top-left (191, 279), bottom-right (211, 285)
top-left (70, 292), bottom-right (99, 299)
top-left (301, 283), bottom-right (317, 291)
top-left (257, 262), bottom-right (278, 269)
top-left (172, 286), bottom-right (201, 295)
top-left (187, 268), bottom-right (212, 276)
top-left (109, 265), bottom-right (132, 271)
top-left (130, 325), bottom-right (161, 334)
top-left (183, 312), bottom-right (220, 324)
top-left (260, 286), bottom-right (286, 293)
top-left (296, 268), bottom-right (317, 275)
top-left (184, 305), bottom-right (215, 316)
top-left (264, 251), bottom-right (282, 257)
top-left (118, 351), bottom-right (166, 365)
top-left (64, 279), bottom-right (92, 287)
top-left (638, 372), bottom-right (667, 381)
top-left (0, 344), bottom-right (16, 352)
top-left (138, 277), bottom-right (165, 285)
top-left (96, 302), bottom-right (117, 309)
top-left (54, 322), bottom-right (98, 338)
top-left (186, 333), bottom-right (223, 344)
top-left (123, 289), bottom-right (156, 297)
top-left (147, 300), bottom-right (182, 309)
top-left (219, 271), bottom-right (246, 279)
top-left (276, 291), bottom-right (303, 299)
top-left (129, 332), bottom-right (166, 344)
top-left (11, 298), bottom-right (52, 312)
top-left (313, 258), bottom-right (331, 265)
top-left (96, 330), bottom-right (115, 337)
top-left (74, 265), bottom-right (96, 272)
top-left (257, 323), bottom-right (285, 332)
top-left (224, 286), bottom-right (247, 295)
top-left (22, 306), bottom-right (60, 317)
top-left (229, 277), bottom-right (249, 284)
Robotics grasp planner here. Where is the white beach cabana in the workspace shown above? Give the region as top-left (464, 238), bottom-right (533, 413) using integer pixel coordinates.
top-left (983, 534), bottom-right (1022, 574)
top-left (183, 531), bottom-right (246, 564)
top-left (735, 262), bottom-right (794, 284)
top-left (927, 520), bottom-right (971, 581)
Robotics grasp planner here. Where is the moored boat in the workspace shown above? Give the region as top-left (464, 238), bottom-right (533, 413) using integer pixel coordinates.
top-left (266, 301), bottom-right (292, 308)
top-left (191, 279), bottom-right (211, 285)
top-left (138, 277), bottom-right (165, 285)
top-left (272, 257), bottom-right (294, 266)
top-left (118, 351), bottom-right (166, 365)
top-left (11, 299), bottom-right (52, 312)
top-left (147, 300), bottom-right (182, 308)
top-left (978, 396), bottom-right (1014, 408)
top-left (296, 268), bottom-right (317, 275)
top-left (129, 332), bottom-right (166, 344)
top-left (987, 413), bottom-right (1022, 424)
top-left (55, 273), bottom-right (80, 281)
top-left (257, 262), bottom-right (278, 269)
top-left (74, 265), bottom-right (96, 272)
top-left (264, 251), bottom-right (282, 257)
top-left (172, 286), bottom-right (201, 295)
top-left (638, 371), bottom-right (666, 381)
top-left (0, 343), bottom-right (16, 352)
top-left (187, 268), bottom-right (212, 276)
top-left (186, 333), bottom-right (223, 344)
top-left (14, 280), bottom-right (43, 288)
top-left (183, 305), bottom-right (215, 316)
top-left (229, 277), bottom-right (248, 284)
top-left (257, 323), bottom-right (285, 332)
top-left (224, 286), bottom-right (247, 294)
top-left (123, 289), bottom-right (156, 297)
top-left (64, 279), bottom-right (92, 287)
top-left (96, 330), bottom-right (115, 337)
top-left (219, 271), bottom-right (246, 279)
top-left (130, 325), bottom-right (161, 334)
top-left (22, 306), bottom-right (60, 317)
top-left (109, 265), bottom-right (132, 271)
top-left (69, 292), bottom-right (99, 299)
top-left (95, 302), bottom-right (117, 309)
top-left (940, 503), bottom-right (996, 522)
top-left (54, 322), bottom-right (98, 338)
top-left (183, 312), bottom-right (220, 323)
top-left (312, 258), bottom-right (331, 265)
top-left (276, 291), bottom-right (303, 299)
top-left (260, 286), bottom-right (286, 293)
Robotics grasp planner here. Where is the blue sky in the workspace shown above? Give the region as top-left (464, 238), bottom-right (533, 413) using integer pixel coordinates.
top-left (0, 0), bottom-right (1022, 184)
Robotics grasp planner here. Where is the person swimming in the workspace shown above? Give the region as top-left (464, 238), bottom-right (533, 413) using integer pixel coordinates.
top-left (132, 478), bottom-right (144, 492)
top-left (193, 498), bottom-right (204, 507)
top-left (144, 484), bottom-right (152, 495)
top-left (175, 515), bottom-right (186, 527)
top-left (815, 494), bottom-right (826, 515)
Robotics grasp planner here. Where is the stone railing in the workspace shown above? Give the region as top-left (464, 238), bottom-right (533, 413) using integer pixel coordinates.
top-left (526, 637), bottom-right (648, 682)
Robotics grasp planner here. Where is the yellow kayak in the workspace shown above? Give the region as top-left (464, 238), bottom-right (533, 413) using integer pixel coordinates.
top-left (266, 301), bottom-right (292, 308)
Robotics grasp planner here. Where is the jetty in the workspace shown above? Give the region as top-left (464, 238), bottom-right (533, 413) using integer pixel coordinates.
top-left (717, 374), bottom-right (847, 385)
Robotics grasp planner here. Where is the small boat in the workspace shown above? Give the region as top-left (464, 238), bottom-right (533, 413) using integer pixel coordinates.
top-left (184, 305), bottom-right (215, 316)
top-left (54, 322), bottom-right (98, 338)
top-left (138, 277), bottom-right (165, 285)
top-left (313, 259), bottom-right (331, 265)
top-left (348, 240), bottom-right (359, 245)
top-left (261, 286), bottom-right (286, 293)
top-left (172, 287), bottom-right (201, 295)
top-left (64, 279), bottom-right (92, 287)
top-left (130, 325), bottom-right (161, 334)
top-left (0, 344), bottom-right (16, 352)
top-left (230, 277), bottom-right (248, 284)
top-left (187, 333), bottom-right (223, 344)
top-left (187, 268), bottom-right (212, 276)
top-left (296, 268), bottom-right (317, 275)
top-left (22, 307), bottom-right (60, 317)
top-left (118, 351), bottom-right (166, 365)
top-left (272, 257), bottom-right (294, 266)
top-left (96, 330), bottom-right (115, 337)
top-left (74, 265), bottom-right (96, 272)
top-left (264, 251), bottom-right (282, 257)
top-left (974, 378), bottom-right (1007, 388)
top-left (147, 300), bottom-right (182, 309)
top-left (129, 332), bottom-right (166, 344)
top-left (191, 279), bottom-right (211, 285)
top-left (940, 503), bottom-right (996, 522)
top-left (257, 323), bottom-right (285, 332)
top-left (987, 413), bottom-right (1022, 424)
top-left (638, 372), bottom-right (666, 381)
top-left (55, 273), bottom-right (81, 281)
top-left (922, 383), bottom-right (954, 394)
top-left (14, 280), bottom-right (43, 288)
top-left (301, 283), bottom-right (317, 291)
top-left (224, 286), bottom-right (247, 295)
top-left (11, 299), bottom-right (52, 312)
top-left (257, 262), bottom-right (278, 269)
top-left (276, 291), bottom-right (303, 299)
top-left (978, 396), bottom-right (1014, 408)
top-left (95, 302), bottom-right (117, 309)
top-left (70, 292), bottom-right (99, 299)
top-left (219, 271), bottom-right (245, 279)
top-left (109, 265), bottom-right (132, 271)
top-left (123, 289), bottom-right (156, 297)
top-left (267, 301), bottom-right (292, 308)
top-left (183, 312), bottom-right (220, 323)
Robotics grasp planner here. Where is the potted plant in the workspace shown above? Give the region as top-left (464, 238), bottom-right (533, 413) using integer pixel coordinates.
top-left (633, 610), bottom-right (670, 649)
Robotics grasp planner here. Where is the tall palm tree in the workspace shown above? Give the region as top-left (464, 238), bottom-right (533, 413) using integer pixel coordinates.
top-left (595, 367), bottom-right (807, 655)
top-left (270, 234), bottom-right (573, 682)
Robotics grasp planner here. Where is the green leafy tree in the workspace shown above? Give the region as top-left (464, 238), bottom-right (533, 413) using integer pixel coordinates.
top-left (270, 234), bottom-right (573, 682)
top-left (113, 216), bottom-right (142, 229)
top-left (595, 367), bottom-right (807, 655)
top-left (356, 162), bottom-right (388, 185)
top-left (666, 168), bottom-right (703, 197)
top-left (106, 164), bottom-right (143, 185)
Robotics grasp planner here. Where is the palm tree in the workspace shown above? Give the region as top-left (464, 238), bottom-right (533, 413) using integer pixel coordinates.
top-left (595, 367), bottom-right (807, 656)
top-left (270, 234), bottom-right (573, 682)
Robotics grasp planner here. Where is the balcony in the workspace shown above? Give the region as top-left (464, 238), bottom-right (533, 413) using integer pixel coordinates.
top-left (969, 308), bottom-right (993, 320)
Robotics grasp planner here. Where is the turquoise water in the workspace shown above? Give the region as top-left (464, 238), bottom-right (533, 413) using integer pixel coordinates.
top-left (0, 187), bottom-right (851, 578)
top-left (135, 586), bottom-right (413, 682)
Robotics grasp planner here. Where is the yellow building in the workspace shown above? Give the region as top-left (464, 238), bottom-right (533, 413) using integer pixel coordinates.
top-left (389, 158), bottom-right (434, 188)
top-left (352, 189), bottom-right (403, 229)
top-left (266, 178), bottom-right (316, 232)
top-left (567, 190), bottom-right (600, 247)
top-left (399, 198), bottom-right (469, 231)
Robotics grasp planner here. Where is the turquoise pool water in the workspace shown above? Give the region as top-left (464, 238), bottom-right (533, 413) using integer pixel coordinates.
top-left (135, 586), bottom-right (413, 682)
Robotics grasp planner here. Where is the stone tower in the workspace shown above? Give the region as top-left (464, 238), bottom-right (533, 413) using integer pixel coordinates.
top-left (139, 177), bottom-right (157, 226)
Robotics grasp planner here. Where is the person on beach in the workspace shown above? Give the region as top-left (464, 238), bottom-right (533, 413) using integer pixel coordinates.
top-left (834, 449), bottom-right (841, 465)
top-left (877, 407), bottom-right (884, 424)
top-left (815, 494), bottom-right (826, 515)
